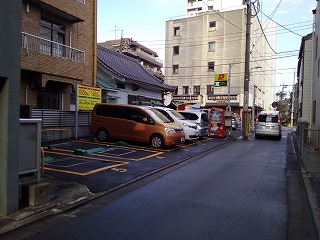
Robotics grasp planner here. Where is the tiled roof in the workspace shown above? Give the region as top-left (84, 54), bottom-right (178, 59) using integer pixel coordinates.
top-left (97, 45), bottom-right (175, 91)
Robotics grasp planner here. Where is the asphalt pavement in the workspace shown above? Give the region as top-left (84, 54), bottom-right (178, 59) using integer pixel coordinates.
top-left (0, 129), bottom-right (320, 239)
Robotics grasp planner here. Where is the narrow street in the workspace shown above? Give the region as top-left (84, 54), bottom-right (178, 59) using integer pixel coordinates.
top-left (2, 129), bottom-right (316, 240)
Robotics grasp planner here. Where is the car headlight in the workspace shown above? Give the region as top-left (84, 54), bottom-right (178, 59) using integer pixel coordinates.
top-left (165, 128), bottom-right (176, 133)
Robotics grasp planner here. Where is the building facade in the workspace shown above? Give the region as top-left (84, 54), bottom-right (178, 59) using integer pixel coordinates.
top-left (297, 33), bottom-right (313, 123)
top-left (97, 45), bottom-right (175, 106)
top-left (312, 4), bottom-right (320, 130)
top-left (0, 0), bottom-right (22, 216)
top-left (99, 39), bottom-right (165, 81)
top-left (185, 0), bottom-right (245, 17)
top-left (164, 7), bottom-right (276, 118)
top-left (21, 0), bottom-right (96, 110)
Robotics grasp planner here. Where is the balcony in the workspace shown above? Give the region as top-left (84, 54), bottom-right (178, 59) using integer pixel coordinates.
top-left (21, 32), bottom-right (85, 63)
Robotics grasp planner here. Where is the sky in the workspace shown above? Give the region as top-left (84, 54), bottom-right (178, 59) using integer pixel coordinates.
top-left (97, 0), bottom-right (315, 96)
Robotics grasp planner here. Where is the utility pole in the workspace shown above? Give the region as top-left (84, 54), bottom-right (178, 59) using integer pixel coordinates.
top-left (290, 71), bottom-right (295, 127)
top-left (242, 0), bottom-right (251, 140)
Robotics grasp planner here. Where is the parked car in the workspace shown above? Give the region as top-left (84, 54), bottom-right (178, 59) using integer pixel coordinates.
top-left (231, 118), bottom-right (238, 130)
top-left (178, 110), bottom-right (208, 139)
top-left (152, 106), bottom-right (200, 140)
top-left (90, 103), bottom-right (185, 148)
top-left (254, 112), bottom-right (282, 140)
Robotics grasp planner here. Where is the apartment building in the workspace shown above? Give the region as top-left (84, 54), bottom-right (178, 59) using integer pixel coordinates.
top-left (186, 0), bottom-right (245, 17)
top-left (99, 38), bottom-right (165, 80)
top-left (164, 8), bottom-right (276, 117)
top-left (21, 0), bottom-right (96, 110)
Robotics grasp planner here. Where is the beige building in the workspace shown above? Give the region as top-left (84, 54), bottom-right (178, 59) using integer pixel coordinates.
top-left (21, 0), bottom-right (97, 110)
top-left (186, 0), bottom-right (245, 16)
top-left (164, 8), bottom-right (276, 117)
top-left (99, 38), bottom-right (165, 81)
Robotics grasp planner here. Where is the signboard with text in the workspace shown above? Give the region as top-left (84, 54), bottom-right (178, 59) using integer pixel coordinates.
top-left (77, 85), bottom-right (101, 110)
top-left (214, 73), bottom-right (228, 87)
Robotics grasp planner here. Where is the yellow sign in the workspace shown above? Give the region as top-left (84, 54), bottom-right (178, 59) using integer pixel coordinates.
top-left (77, 85), bottom-right (101, 110)
top-left (214, 73), bottom-right (228, 81)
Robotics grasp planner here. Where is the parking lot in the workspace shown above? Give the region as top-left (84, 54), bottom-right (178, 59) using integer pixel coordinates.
top-left (42, 136), bottom-right (236, 193)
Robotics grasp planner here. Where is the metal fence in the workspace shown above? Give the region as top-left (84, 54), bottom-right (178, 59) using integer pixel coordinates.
top-left (32, 109), bottom-right (91, 127)
top-left (304, 128), bottom-right (320, 150)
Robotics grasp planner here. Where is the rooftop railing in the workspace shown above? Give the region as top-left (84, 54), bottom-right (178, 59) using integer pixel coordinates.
top-left (21, 32), bottom-right (85, 63)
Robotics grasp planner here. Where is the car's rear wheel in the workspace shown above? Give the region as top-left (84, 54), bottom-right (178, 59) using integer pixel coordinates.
top-left (150, 134), bottom-right (164, 149)
top-left (97, 128), bottom-right (108, 142)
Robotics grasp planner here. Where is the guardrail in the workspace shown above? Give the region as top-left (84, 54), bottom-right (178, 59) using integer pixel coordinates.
top-left (21, 32), bottom-right (85, 63)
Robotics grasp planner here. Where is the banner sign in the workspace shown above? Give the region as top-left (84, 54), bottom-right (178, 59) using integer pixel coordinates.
top-left (77, 85), bottom-right (101, 110)
top-left (214, 73), bottom-right (228, 87)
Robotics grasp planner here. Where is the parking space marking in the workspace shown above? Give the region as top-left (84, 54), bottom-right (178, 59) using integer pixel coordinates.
top-left (45, 157), bottom-right (92, 168)
top-left (44, 150), bottom-right (127, 163)
top-left (44, 145), bottom-right (165, 162)
top-left (45, 163), bottom-right (128, 176)
top-left (75, 139), bottom-right (180, 153)
top-left (99, 147), bottom-right (136, 156)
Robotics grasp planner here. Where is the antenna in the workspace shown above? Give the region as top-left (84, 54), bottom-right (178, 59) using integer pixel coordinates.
top-left (112, 25), bottom-right (123, 40)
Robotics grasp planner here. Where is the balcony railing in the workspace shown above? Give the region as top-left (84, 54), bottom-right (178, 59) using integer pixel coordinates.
top-left (136, 48), bottom-right (163, 65)
top-left (304, 128), bottom-right (320, 151)
top-left (21, 32), bottom-right (85, 63)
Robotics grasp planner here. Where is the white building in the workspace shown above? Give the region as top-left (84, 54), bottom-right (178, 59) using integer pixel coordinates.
top-left (164, 7), bottom-right (276, 120)
top-left (186, 0), bottom-right (245, 17)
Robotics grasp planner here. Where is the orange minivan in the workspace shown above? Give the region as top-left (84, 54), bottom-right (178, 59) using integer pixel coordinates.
top-left (90, 103), bottom-right (185, 148)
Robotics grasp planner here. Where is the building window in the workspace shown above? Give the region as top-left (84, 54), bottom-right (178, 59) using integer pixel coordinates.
top-left (174, 86), bottom-right (178, 95)
top-left (208, 41), bottom-right (215, 51)
top-left (208, 6), bottom-right (213, 10)
top-left (208, 62), bottom-right (215, 71)
top-left (194, 86), bottom-right (200, 95)
top-left (207, 85), bottom-right (214, 95)
top-left (174, 26), bottom-right (180, 36)
top-left (183, 86), bottom-right (189, 95)
top-left (40, 18), bottom-right (66, 57)
top-left (173, 64), bottom-right (179, 74)
top-left (198, 7), bottom-right (202, 11)
top-left (173, 46), bottom-right (180, 55)
top-left (209, 21), bottom-right (216, 31)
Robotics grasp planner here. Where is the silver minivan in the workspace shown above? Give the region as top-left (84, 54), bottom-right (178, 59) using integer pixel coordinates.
top-left (254, 113), bottom-right (282, 140)
top-left (178, 110), bottom-right (209, 139)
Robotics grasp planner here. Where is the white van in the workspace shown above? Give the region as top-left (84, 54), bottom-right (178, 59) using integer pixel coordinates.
top-left (153, 106), bottom-right (200, 140)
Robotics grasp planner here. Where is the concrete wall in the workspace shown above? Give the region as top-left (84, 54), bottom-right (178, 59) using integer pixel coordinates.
top-left (0, 1), bottom-right (22, 216)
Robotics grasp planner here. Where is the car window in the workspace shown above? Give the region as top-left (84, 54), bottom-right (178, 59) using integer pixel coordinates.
top-left (169, 109), bottom-right (186, 120)
top-left (189, 113), bottom-right (199, 121)
top-left (157, 109), bottom-right (174, 122)
top-left (147, 108), bottom-right (171, 123)
top-left (179, 112), bottom-right (189, 119)
top-left (258, 114), bottom-right (279, 123)
top-left (201, 113), bottom-right (208, 122)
